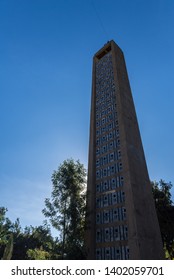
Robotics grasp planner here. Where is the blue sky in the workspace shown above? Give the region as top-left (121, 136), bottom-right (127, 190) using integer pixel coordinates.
top-left (0, 0), bottom-right (174, 233)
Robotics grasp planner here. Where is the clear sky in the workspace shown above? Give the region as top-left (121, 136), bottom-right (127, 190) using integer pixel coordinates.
top-left (0, 0), bottom-right (174, 232)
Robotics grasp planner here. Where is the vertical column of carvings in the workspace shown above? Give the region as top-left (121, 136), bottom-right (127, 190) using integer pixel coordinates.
top-left (95, 49), bottom-right (129, 260)
top-left (111, 42), bottom-right (140, 259)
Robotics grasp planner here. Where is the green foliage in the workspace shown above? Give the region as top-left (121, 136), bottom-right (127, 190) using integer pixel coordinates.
top-left (27, 247), bottom-right (50, 260)
top-left (12, 223), bottom-right (60, 260)
top-left (42, 158), bottom-right (87, 259)
top-left (0, 208), bottom-right (61, 260)
top-left (164, 243), bottom-right (174, 260)
top-left (2, 233), bottom-right (13, 260)
top-left (152, 180), bottom-right (174, 259)
top-left (0, 207), bottom-right (14, 259)
top-left (0, 207), bottom-right (13, 246)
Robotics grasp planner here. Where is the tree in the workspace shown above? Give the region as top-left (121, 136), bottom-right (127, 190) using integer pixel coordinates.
top-left (152, 180), bottom-right (174, 259)
top-left (0, 207), bottom-right (61, 260)
top-left (2, 233), bottom-right (13, 260)
top-left (42, 159), bottom-right (87, 259)
top-left (12, 223), bottom-right (59, 260)
top-left (0, 207), bottom-right (14, 259)
top-left (27, 247), bottom-right (50, 260)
